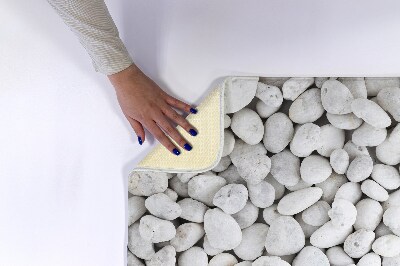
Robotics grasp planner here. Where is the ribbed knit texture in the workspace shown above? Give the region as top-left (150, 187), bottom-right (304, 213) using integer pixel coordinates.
top-left (47, 0), bottom-right (133, 75)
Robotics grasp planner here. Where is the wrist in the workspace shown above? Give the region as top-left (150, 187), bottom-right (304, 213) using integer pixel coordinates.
top-left (107, 63), bottom-right (141, 90)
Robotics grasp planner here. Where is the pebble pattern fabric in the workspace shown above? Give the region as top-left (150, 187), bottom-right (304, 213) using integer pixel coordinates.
top-left (47, 0), bottom-right (133, 75)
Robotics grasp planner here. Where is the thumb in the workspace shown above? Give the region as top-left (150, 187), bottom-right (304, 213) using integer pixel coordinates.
top-left (127, 117), bottom-right (145, 145)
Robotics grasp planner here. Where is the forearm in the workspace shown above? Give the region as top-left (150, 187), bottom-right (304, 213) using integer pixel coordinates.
top-left (47, 0), bottom-right (133, 75)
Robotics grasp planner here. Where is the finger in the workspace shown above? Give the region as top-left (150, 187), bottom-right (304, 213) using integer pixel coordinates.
top-left (155, 114), bottom-right (193, 152)
top-left (163, 107), bottom-right (198, 137)
top-left (145, 120), bottom-right (181, 156)
top-left (127, 117), bottom-right (145, 145)
top-left (165, 95), bottom-right (197, 114)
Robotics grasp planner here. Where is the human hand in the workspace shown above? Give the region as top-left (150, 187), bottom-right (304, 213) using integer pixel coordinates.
top-left (108, 64), bottom-right (198, 155)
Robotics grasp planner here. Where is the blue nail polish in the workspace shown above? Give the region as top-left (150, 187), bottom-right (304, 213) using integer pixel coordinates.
top-left (184, 143), bottom-right (192, 151)
top-left (173, 148), bottom-right (180, 156)
top-left (189, 129), bottom-right (197, 136)
top-left (138, 136), bottom-right (143, 145)
top-left (190, 107), bottom-right (198, 114)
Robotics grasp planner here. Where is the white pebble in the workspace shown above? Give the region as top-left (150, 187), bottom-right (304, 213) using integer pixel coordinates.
top-left (352, 123), bottom-right (387, 147)
top-left (351, 98), bottom-right (391, 128)
top-left (315, 173), bottom-right (348, 204)
top-left (222, 130), bottom-right (235, 156)
top-left (248, 180), bottom-right (275, 208)
top-left (321, 79), bottom-right (354, 114)
top-left (383, 207), bottom-right (400, 237)
top-left (212, 156), bottom-right (231, 172)
top-left (290, 123), bottom-right (321, 157)
top-left (344, 229), bottom-right (376, 258)
top-left (357, 253), bottom-right (381, 266)
top-left (335, 182), bottom-right (363, 205)
top-left (213, 184), bottom-right (248, 214)
top-left (170, 223), bottom-right (205, 252)
top-left (128, 196), bottom-right (146, 226)
top-left (300, 155), bottom-right (332, 184)
top-left (365, 77), bottom-right (400, 97)
top-left (382, 255), bottom-right (400, 266)
top-left (277, 187), bottom-right (323, 215)
top-left (346, 155), bottom-right (374, 182)
top-left (344, 140), bottom-right (370, 161)
top-left (265, 216), bottom-right (305, 256)
top-left (232, 200), bottom-right (259, 229)
top-left (376, 129), bottom-right (400, 166)
top-left (229, 139), bottom-right (267, 166)
top-left (234, 262), bottom-right (252, 266)
top-left (236, 153), bottom-right (271, 185)
top-left (263, 113), bottom-right (294, 153)
top-left (270, 149), bottom-right (301, 186)
top-left (263, 204), bottom-right (283, 225)
top-left (127, 250), bottom-right (144, 266)
top-left (128, 172), bottom-right (169, 196)
top-left (224, 77), bottom-right (258, 113)
top-left (146, 245), bottom-right (176, 266)
top-left (169, 176), bottom-right (189, 197)
top-left (282, 77), bottom-right (314, 100)
top-left (163, 188), bottom-right (178, 201)
top-left (327, 112), bottom-right (364, 130)
top-left (302, 201), bottom-right (331, 227)
top-left (139, 215), bottom-right (176, 243)
top-left (328, 199), bottom-right (357, 228)
top-left (315, 77), bottom-right (329, 88)
top-left (295, 213), bottom-right (320, 238)
top-left (292, 246), bottom-right (330, 266)
top-left (203, 235), bottom-right (223, 256)
top-left (256, 82), bottom-right (283, 107)
top-left (218, 164), bottom-right (246, 185)
top-left (286, 179), bottom-right (313, 191)
top-left (326, 246), bottom-right (355, 266)
top-left (354, 199), bottom-right (383, 231)
top-left (234, 223), bottom-right (269, 260)
top-left (265, 174), bottom-right (286, 199)
top-left (253, 256), bottom-right (291, 266)
top-left (178, 198), bottom-right (209, 223)
top-left (259, 77), bottom-right (290, 88)
top-left (338, 77), bottom-right (368, 99)
top-left (177, 247), bottom-right (207, 266)
top-left (383, 190), bottom-right (400, 211)
top-left (376, 222), bottom-right (393, 238)
top-left (231, 108), bottom-right (264, 145)
top-left (145, 193), bottom-right (182, 220)
top-left (371, 164), bottom-right (400, 190)
top-left (204, 208), bottom-right (242, 250)
top-left (377, 87), bottom-right (400, 122)
top-left (317, 124), bottom-right (345, 157)
top-left (208, 253), bottom-right (238, 266)
top-left (310, 221), bottom-right (353, 248)
top-left (361, 180), bottom-right (389, 202)
top-left (289, 88), bottom-right (325, 123)
top-left (372, 234), bottom-right (400, 257)
top-left (224, 114), bottom-right (231, 128)
top-left (188, 174), bottom-right (227, 206)
top-left (176, 173), bottom-right (197, 183)
top-left (256, 99), bottom-right (281, 118)
top-left (330, 148), bottom-right (350, 174)
top-left (128, 222), bottom-right (155, 260)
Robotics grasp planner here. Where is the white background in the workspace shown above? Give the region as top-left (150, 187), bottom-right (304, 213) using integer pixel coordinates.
top-left (1, 0), bottom-right (400, 265)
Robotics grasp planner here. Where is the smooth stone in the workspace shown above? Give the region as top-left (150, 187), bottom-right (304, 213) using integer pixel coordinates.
top-left (224, 76), bottom-right (258, 113)
top-left (321, 79), bottom-right (354, 114)
top-left (265, 216), bottom-right (305, 256)
top-left (351, 98), bottom-right (391, 128)
top-left (204, 208), bottom-right (242, 250)
top-left (277, 187), bottom-right (323, 215)
top-left (231, 108), bottom-right (264, 145)
top-left (263, 112), bottom-right (294, 153)
top-left (170, 223), bottom-right (205, 252)
top-left (289, 88), bottom-right (325, 124)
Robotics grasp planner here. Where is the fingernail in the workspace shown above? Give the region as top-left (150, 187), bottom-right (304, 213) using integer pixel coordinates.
top-left (184, 143), bottom-right (192, 151)
top-left (190, 107), bottom-right (198, 114)
top-left (138, 136), bottom-right (143, 145)
top-left (172, 148), bottom-right (180, 156)
top-left (189, 129), bottom-right (198, 136)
